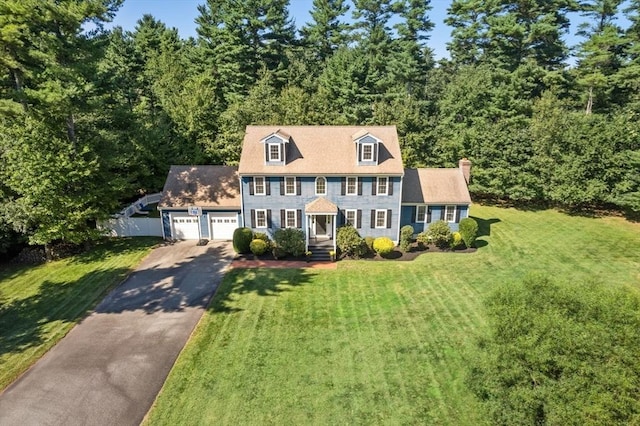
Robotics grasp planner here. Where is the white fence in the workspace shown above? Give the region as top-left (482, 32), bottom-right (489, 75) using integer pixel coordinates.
top-left (118, 192), bottom-right (163, 218)
top-left (98, 217), bottom-right (163, 237)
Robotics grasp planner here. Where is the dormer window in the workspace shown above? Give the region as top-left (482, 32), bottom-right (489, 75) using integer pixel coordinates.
top-left (362, 144), bottom-right (374, 161)
top-left (268, 143), bottom-right (281, 162)
top-left (352, 130), bottom-right (381, 165)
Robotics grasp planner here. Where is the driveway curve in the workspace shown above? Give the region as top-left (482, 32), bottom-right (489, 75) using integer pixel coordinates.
top-left (0, 241), bottom-right (233, 426)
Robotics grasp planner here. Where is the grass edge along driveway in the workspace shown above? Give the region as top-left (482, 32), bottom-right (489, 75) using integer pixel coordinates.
top-left (144, 205), bottom-right (640, 425)
top-left (0, 237), bottom-right (160, 391)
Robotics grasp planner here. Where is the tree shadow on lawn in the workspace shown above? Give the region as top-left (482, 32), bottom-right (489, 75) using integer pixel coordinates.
top-left (470, 216), bottom-right (501, 248)
top-left (209, 268), bottom-right (314, 314)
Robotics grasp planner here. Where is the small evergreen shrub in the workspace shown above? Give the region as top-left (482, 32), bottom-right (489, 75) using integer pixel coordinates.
top-left (253, 231), bottom-right (271, 248)
top-left (400, 225), bottom-right (414, 252)
top-left (337, 225), bottom-right (367, 258)
top-left (232, 227), bottom-right (253, 254)
top-left (451, 232), bottom-right (464, 249)
top-left (416, 232), bottom-right (430, 245)
top-left (373, 237), bottom-right (395, 256)
top-left (364, 237), bottom-right (375, 254)
top-left (249, 239), bottom-right (268, 256)
top-left (459, 217), bottom-right (479, 248)
top-left (427, 220), bottom-right (452, 249)
top-left (273, 228), bottom-right (305, 257)
top-left (272, 245), bottom-right (286, 259)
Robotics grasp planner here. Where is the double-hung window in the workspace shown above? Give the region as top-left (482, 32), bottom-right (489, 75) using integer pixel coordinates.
top-left (377, 177), bottom-right (388, 195)
top-left (315, 177), bottom-right (326, 195)
top-left (255, 209), bottom-right (267, 228)
top-left (416, 205), bottom-right (426, 222)
top-left (268, 144), bottom-right (281, 161)
top-left (445, 205), bottom-right (456, 222)
top-left (345, 209), bottom-right (357, 227)
top-left (285, 209), bottom-right (297, 228)
top-left (285, 177), bottom-right (296, 195)
top-left (346, 177), bottom-right (357, 195)
top-left (254, 177), bottom-right (265, 195)
top-left (362, 143), bottom-right (374, 161)
top-left (375, 209), bottom-right (387, 228)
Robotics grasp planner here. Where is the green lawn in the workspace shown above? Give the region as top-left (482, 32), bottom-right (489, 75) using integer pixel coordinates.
top-left (0, 237), bottom-right (159, 390)
top-left (147, 205), bottom-right (639, 425)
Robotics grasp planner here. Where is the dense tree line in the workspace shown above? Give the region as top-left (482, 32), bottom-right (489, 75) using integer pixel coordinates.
top-left (1, 0), bottom-right (639, 253)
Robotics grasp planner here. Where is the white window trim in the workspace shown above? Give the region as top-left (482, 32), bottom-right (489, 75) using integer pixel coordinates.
top-left (315, 176), bottom-right (327, 196)
top-left (345, 209), bottom-right (357, 226)
top-left (254, 176), bottom-right (266, 195)
top-left (284, 176), bottom-right (296, 196)
top-left (255, 209), bottom-right (267, 228)
top-left (416, 205), bottom-right (426, 222)
top-left (285, 209), bottom-right (297, 228)
top-left (445, 205), bottom-right (456, 223)
top-left (375, 209), bottom-right (387, 229)
top-left (268, 143), bottom-right (281, 162)
top-left (346, 177), bottom-right (358, 196)
top-left (377, 177), bottom-right (388, 196)
top-left (361, 143), bottom-right (374, 161)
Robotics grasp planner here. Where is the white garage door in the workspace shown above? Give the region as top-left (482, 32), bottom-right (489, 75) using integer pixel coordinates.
top-left (172, 216), bottom-right (200, 240)
top-left (209, 213), bottom-right (238, 240)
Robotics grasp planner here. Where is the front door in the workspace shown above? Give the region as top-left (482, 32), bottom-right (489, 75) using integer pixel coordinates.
top-left (315, 215), bottom-right (327, 236)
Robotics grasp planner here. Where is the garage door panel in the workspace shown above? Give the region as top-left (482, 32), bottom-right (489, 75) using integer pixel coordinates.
top-left (209, 213), bottom-right (238, 240)
top-left (172, 216), bottom-right (200, 240)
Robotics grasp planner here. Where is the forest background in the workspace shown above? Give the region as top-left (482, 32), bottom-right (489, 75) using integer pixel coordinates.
top-left (1, 0), bottom-right (639, 253)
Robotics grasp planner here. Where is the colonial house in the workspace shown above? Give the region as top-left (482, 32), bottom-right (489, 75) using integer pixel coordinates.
top-left (158, 126), bottom-right (471, 253)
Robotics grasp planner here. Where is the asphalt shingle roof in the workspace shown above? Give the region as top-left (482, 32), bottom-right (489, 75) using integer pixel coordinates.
top-left (402, 168), bottom-right (472, 204)
top-left (158, 165), bottom-right (240, 209)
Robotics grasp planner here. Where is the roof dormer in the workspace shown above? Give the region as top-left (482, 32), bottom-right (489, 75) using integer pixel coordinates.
top-left (352, 130), bottom-right (381, 166)
top-left (260, 130), bottom-right (290, 165)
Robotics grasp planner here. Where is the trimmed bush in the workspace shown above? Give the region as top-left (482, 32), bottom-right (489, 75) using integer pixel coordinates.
top-left (337, 225), bottom-right (367, 258)
top-left (416, 232), bottom-right (430, 245)
top-left (253, 232), bottom-right (271, 248)
top-left (459, 217), bottom-right (479, 248)
top-left (373, 237), bottom-right (395, 256)
top-left (273, 228), bottom-right (305, 257)
top-left (249, 239), bottom-right (268, 256)
top-left (427, 220), bottom-right (452, 249)
top-left (400, 225), bottom-right (414, 252)
top-left (364, 236), bottom-right (375, 254)
top-left (232, 227), bottom-right (253, 254)
top-left (451, 232), bottom-right (464, 249)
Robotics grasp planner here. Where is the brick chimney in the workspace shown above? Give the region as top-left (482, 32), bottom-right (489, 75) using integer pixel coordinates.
top-left (459, 158), bottom-right (471, 184)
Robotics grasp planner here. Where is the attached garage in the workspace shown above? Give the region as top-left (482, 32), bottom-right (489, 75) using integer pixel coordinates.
top-left (209, 213), bottom-right (238, 240)
top-left (171, 216), bottom-right (201, 240)
top-left (158, 165), bottom-right (242, 240)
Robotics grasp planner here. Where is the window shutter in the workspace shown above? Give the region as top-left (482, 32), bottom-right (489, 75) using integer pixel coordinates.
top-left (427, 206), bottom-right (432, 223)
top-left (388, 178), bottom-right (393, 195)
top-left (413, 207), bottom-right (417, 223)
top-left (249, 177), bottom-right (254, 195)
top-left (373, 144), bottom-right (378, 163)
top-left (358, 178), bottom-right (363, 195)
top-left (297, 210), bottom-right (302, 228)
top-left (387, 209), bottom-right (392, 228)
top-left (372, 178), bottom-right (377, 195)
top-left (280, 209), bottom-right (286, 228)
top-left (265, 178), bottom-right (270, 195)
top-left (267, 210), bottom-right (272, 228)
top-left (265, 144), bottom-right (269, 162)
top-left (296, 178), bottom-right (301, 195)
top-left (370, 210), bottom-right (375, 228)
top-left (440, 207), bottom-right (445, 221)
top-left (341, 178), bottom-right (346, 195)
top-left (280, 177), bottom-right (285, 195)
top-left (250, 209), bottom-right (255, 228)
top-left (339, 209), bottom-right (345, 226)
top-left (455, 206), bottom-right (461, 223)
top-left (357, 210), bottom-right (362, 228)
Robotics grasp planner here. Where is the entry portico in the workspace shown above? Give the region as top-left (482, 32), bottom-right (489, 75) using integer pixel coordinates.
top-left (305, 197), bottom-right (337, 252)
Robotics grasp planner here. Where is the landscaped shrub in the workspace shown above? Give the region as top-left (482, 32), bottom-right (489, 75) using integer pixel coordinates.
top-left (232, 227), bottom-right (253, 254)
top-left (427, 220), bottom-right (452, 249)
top-left (416, 232), bottom-right (429, 245)
top-left (253, 231), bottom-right (271, 248)
top-left (459, 217), bottom-right (479, 248)
top-left (364, 236), bottom-right (375, 254)
top-left (373, 237), bottom-right (395, 256)
top-left (336, 225), bottom-right (367, 258)
top-left (249, 239), bottom-right (268, 256)
top-left (400, 225), bottom-right (414, 252)
top-left (451, 232), bottom-right (464, 249)
top-left (273, 228), bottom-right (305, 257)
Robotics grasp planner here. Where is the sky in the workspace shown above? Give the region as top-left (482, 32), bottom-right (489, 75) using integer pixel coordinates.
top-left (106, 0), bottom-right (632, 62)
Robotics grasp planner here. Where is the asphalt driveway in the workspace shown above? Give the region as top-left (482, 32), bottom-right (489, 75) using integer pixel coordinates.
top-left (0, 240), bottom-right (233, 426)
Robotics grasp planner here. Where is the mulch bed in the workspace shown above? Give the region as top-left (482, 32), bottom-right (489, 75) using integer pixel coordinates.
top-left (344, 243), bottom-right (477, 261)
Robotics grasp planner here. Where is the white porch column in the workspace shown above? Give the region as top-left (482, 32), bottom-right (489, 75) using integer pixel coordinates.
top-left (333, 214), bottom-right (337, 252)
top-left (305, 214), bottom-right (309, 250)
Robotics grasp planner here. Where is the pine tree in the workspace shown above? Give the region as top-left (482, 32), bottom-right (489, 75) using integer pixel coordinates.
top-left (300, 0), bottom-right (350, 61)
